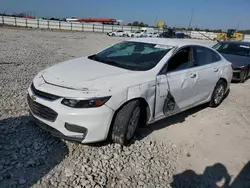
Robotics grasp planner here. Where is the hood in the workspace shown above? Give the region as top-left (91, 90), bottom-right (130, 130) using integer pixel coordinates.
top-left (42, 57), bottom-right (135, 91)
top-left (221, 53), bottom-right (250, 68)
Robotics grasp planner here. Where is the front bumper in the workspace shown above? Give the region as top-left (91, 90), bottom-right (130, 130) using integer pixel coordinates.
top-left (232, 69), bottom-right (242, 81)
top-left (27, 87), bottom-right (115, 143)
top-left (232, 67), bottom-right (249, 81)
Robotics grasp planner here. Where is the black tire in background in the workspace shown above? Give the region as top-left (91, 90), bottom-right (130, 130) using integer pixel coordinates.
top-left (111, 100), bottom-right (141, 145)
top-left (209, 80), bottom-right (226, 108)
top-left (112, 33), bottom-right (115, 37)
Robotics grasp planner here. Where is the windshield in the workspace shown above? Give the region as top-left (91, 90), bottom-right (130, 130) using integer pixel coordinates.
top-left (213, 43), bottom-right (250, 57)
top-left (88, 41), bottom-right (172, 71)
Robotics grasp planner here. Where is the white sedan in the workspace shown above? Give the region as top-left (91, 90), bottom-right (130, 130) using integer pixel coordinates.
top-left (127, 30), bottom-right (146, 38)
top-left (27, 38), bottom-right (233, 145)
top-left (107, 30), bottom-right (127, 37)
top-left (147, 32), bottom-right (160, 38)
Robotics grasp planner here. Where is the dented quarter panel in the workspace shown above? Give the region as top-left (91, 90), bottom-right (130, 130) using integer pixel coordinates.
top-left (192, 63), bottom-right (221, 105)
top-left (219, 61), bottom-right (233, 91)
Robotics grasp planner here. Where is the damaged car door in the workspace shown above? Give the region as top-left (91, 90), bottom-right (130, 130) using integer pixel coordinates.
top-left (155, 47), bottom-right (196, 119)
top-left (191, 46), bottom-right (221, 105)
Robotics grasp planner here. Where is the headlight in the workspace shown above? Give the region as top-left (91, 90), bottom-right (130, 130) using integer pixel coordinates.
top-left (61, 96), bottom-right (111, 108)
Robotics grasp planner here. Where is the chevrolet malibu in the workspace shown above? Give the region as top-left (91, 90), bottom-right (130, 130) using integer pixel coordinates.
top-left (27, 38), bottom-right (233, 145)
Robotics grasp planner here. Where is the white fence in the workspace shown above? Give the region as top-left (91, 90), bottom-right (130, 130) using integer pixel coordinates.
top-left (1, 16), bottom-right (250, 41)
top-left (1, 16), bottom-right (146, 33)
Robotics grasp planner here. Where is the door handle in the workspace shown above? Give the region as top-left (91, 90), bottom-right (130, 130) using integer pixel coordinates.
top-left (214, 68), bottom-right (219, 72)
top-left (190, 73), bottom-right (196, 78)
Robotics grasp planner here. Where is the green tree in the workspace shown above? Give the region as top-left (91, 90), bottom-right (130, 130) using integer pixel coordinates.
top-left (132, 21), bottom-right (139, 26)
top-left (139, 22), bottom-right (145, 27)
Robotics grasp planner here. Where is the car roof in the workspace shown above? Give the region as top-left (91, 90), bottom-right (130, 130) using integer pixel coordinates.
top-left (127, 38), bottom-right (210, 48)
top-left (220, 41), bottom-right (250, 46)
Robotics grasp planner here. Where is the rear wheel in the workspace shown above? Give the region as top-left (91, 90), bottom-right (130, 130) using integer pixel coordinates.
top-left (209, 80), bottom-right (226, 108)
top-left (123, 34), bottom-right (126, 37)
top-left (111, 100), bottom-right (141, 145)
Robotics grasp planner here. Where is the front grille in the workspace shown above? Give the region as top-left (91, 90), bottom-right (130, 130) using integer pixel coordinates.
top-left (27, 94), bottom-right (58, 122)
top-left (31, 83), bottom-right (60, 100)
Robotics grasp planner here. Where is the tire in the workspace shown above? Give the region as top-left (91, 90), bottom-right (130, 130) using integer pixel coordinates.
top-left (112, 33), bottom-right (115, 37)
top-left (131, 34), bottom-right (134, 37)
top-left (111, 100), bottom-right (141, 145)
top-left (209, 80), bottom-right (226, 108)
top-left (240, 69), bottom-right (248, 83)
top-left (123, 34), bottom-right (126, 37)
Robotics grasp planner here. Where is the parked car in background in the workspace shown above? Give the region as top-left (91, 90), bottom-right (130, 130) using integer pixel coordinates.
top-left (140, 27), bottom-right (155, 37)
top-left (107, 30), bottom-right (127, 37)
top-left (175, 32), bottom-right (185, 38)
top-left (213, 41), bottom-right (250, 83)
top-left (147, 32), bottom-right (159, 38)
top-left (127, 30), bottom-right (145, 38)
top-left (28, 38), bottom-right (232, 145)
top-left (159, 29), bottom-right (176, 38)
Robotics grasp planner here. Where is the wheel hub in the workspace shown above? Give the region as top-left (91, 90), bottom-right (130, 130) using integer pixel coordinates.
top-left (214, 85), bottom-right (224, 105)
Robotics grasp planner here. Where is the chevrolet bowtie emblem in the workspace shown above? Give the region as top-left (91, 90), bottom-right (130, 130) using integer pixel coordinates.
top-left (31, 95), bottom-right (37, 101)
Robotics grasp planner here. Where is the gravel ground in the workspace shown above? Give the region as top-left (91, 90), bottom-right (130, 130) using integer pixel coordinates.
top-left (1, 28), bottom-right (250, 188)
top-left (0, 28), bottom-right (180, 188)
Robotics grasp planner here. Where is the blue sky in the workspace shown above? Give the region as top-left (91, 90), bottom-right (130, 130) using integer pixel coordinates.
top-left (1, 0), bottom-right (250, 30)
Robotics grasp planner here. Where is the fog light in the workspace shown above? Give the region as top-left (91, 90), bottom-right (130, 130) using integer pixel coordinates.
top-left (65, 123), bottom-right (88, 134)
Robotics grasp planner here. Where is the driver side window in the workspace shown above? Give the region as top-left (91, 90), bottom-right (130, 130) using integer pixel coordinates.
top-left (167, 47), bottom-right (194, 73)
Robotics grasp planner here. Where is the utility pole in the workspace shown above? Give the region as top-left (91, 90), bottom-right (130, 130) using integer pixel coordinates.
top-left (236, 20), bottom-right (240, 30)
top-left (188, 8), bottom-right (194, 30)
top-left (154, 14), bottom-right (158, 27)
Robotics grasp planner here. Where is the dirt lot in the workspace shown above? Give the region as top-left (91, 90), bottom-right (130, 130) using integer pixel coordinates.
top-left (0, 28), bottom-right (249, 188)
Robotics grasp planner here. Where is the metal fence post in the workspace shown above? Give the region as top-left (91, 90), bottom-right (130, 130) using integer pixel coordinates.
top-left (112, 25), bottom-right (113, 31)
top-left (37, 19), bottom-right (39, 28)
top-left (1, 16), bottom-right (4, 26)
top-left (122, 25), bottom-right (123, 30)
top-left (47, 20), bottom-right (49, 29)
top-left (131, 26), bottom-right (132, 32)
top-left (102, 24), bottom-right (104, 33)
top-left (82, 23), bottom-right (84, 31)
top-left (93, 24), bottom-right (94, 32)
top-left (14, 17), bottom-right (17, 26)
top-left (59, 22), bottom-right (61, 30)
top-left (71, 22), bottom-right (72, 31)
top-left (25, 19), bottom-right (28, 28)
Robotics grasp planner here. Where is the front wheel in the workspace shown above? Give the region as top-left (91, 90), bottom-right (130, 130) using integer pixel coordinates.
top-left (111, 100), bottom-right (141, 145)
top-left (209, 80), bottom-right (226, 108)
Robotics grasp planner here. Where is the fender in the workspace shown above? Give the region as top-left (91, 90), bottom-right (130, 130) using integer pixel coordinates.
top-left (127, 81), bottom-right (156, 122)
